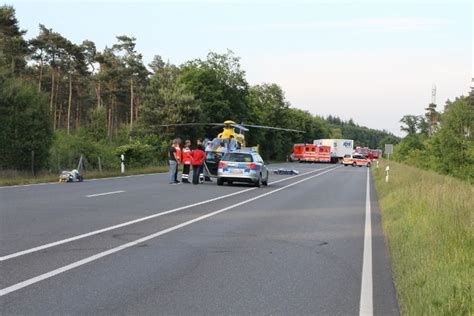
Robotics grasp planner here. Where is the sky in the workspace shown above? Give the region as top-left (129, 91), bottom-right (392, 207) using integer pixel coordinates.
top-left (11, 0), bottom-right (473, 136)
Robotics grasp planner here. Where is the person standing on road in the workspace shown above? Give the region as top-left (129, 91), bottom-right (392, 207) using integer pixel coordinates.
top-left (229, 135), bottom-right (237, 152)
top-left (174, 138), bottom-right (182, 183)
top-left (205, 140), bottom-right (214, 152)
top-left (181, 140), bottom-right (192, 183)
top-left (191, 143), bottom-right (206, 185)
top-left (168, 139), bottom-right (179, 184)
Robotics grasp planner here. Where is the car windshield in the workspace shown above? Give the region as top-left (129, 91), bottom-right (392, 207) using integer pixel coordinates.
top-left (223, 153), bottom-right (253, 162)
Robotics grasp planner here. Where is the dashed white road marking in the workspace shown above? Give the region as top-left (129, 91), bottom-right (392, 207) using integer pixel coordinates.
top-left (86, 190), bottom-right (125, 198)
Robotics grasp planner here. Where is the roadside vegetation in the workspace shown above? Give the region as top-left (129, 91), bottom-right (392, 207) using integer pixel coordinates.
top-left (373, 159), bottom-right (473, 315)
top-left (393, 94), bottom-right (473, 183)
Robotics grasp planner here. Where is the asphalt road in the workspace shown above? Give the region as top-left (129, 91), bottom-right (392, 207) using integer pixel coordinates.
top-left (0, 163), bottom-right (399, 315)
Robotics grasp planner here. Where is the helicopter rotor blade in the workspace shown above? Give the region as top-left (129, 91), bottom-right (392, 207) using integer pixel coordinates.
top-left (230, 123), bottom-right (249, 132)
top-left (240, 124), bottom-right (305, 133)
top-left (150, 123), bottom-right (225, 128)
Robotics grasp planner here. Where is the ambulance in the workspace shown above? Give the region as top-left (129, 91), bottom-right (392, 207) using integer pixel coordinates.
top-left (315, 145), bottom-right (331, 162)
top-left (291, 144), bottom-right (331, 163)
top-left (292, 144), bottom-right (317, 162)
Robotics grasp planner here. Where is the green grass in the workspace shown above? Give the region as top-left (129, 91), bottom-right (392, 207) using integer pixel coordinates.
top-left (0, 165), bottom-right (169, 186)
top-left (373, 159), bottom-right (473, 315)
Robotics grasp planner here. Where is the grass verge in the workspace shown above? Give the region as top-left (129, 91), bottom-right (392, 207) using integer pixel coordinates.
top-left (373, 159), bottom-right (473, 315)
top-left (0, 165), bottom-right (169, 186)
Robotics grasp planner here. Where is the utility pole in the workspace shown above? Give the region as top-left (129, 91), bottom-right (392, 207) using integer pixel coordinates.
top-left (431, 84), bottom-right (436, 105)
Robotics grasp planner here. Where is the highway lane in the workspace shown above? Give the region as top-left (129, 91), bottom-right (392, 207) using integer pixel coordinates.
top-left (0, 163), bottom-right (328, 255)
top-left (0, 163), bottom-right (399, 315)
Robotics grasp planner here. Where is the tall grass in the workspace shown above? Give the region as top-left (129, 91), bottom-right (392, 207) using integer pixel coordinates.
top-left (373, 159), bottom-right (473, 315)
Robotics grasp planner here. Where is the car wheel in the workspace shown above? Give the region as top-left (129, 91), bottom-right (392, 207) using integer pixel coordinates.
top-left (367, 162), bottom-right (371, 167)
top-left (344, 164), bottom-right (348, 167)
top-left (254, 174), bottom-right (261, 187)
top-left (262, 175), bottom-right (268, 186)
top-left (228, 181), bottom-right (233, 185)
top-left (217, 178), bottom-right (224, 186)
top-left (352, 162), bottom-right (357, 167)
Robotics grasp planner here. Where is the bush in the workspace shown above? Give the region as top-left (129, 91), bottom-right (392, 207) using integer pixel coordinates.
top-left (0, 74), bottom-right (53, 171)
top-left (114, 142), bottom-right (155, 168)
top-left (49, 130), bottom-right (119, 171)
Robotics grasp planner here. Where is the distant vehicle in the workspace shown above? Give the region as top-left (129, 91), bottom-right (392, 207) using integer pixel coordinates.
top-left (292, 144), bottom-right (317, 162)
top-left (342, 154), bottom-right (371, 167)
top-left (370, 149), bottom-right (383, 159)
top-left (316, 145), bottom-right (331, 162)
top-left (355, 147), bottom-right (383, 160)
top-left (217, 149), bottom-right (269, 187)
top-left (355, 146), bottom-right (370, 156)
top-left (313, 139), bottom-right (354, 163)
top-left (59, 169), bottom-right (83, 182)
top-left (291, 144), bottom-right (331, 163)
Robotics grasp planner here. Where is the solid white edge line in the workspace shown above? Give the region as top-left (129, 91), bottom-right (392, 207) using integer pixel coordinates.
top-left (0, 165), bottom-right (340, 297)
top-left (359, 167), bottom-right (373, 316)
top-left (86, 190), bottom-right (126, 198)
top-left (0, 165), bottom-right (334, 262)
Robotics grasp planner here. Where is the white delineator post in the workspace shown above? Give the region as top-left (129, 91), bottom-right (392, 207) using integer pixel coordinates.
top-left (121, 154), bottom-right (125, 174)
top-left (385, 165), bottom-right (390, 182)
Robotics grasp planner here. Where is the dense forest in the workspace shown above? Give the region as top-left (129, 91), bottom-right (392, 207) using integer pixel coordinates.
top-left (1, 5), bottom-right (398, 173)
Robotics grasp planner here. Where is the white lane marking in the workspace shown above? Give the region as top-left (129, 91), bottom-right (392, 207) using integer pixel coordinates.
top-left (86, 190), bottom-right (125, 198)
top-left (359, 168), bottom-right (373, 315)
top-left (0, 165), bottom-right (333, 262)
top-left (0, 165), bottom-right (340, 296)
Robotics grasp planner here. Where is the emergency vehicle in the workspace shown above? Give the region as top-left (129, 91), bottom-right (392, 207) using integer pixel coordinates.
top-left (342, 154), bottom-right (371, 167)
top-left (291, 144), bottom-right (331, 163)
top-left (313, 139), bottom-right (354, 163)
top-left (316, 145), bottom-right (331, 162)
top-left (292, 144), bottom-right (317, 162)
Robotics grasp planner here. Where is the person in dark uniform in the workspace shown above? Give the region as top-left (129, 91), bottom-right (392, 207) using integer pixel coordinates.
top-left (168, 139), bottom-right (179, 184)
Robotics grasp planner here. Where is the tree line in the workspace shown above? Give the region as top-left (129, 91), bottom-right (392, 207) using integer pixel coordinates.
top-left (394, 92), bottom-right (473, 182)
top-left (0, 5), bottom-right (398, 172)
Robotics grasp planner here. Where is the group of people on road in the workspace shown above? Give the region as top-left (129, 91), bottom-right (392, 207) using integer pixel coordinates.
top-left (168, 138), bottom-right (207, 185)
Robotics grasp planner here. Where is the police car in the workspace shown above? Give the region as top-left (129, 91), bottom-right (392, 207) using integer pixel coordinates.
top-left (217, 149), bottom-right (269, 187)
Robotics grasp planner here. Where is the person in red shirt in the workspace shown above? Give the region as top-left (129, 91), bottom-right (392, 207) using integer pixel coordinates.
top-left (181, 140), bottom-right (192, 183)
top-left (191, 144), bottom-right (206, 185)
